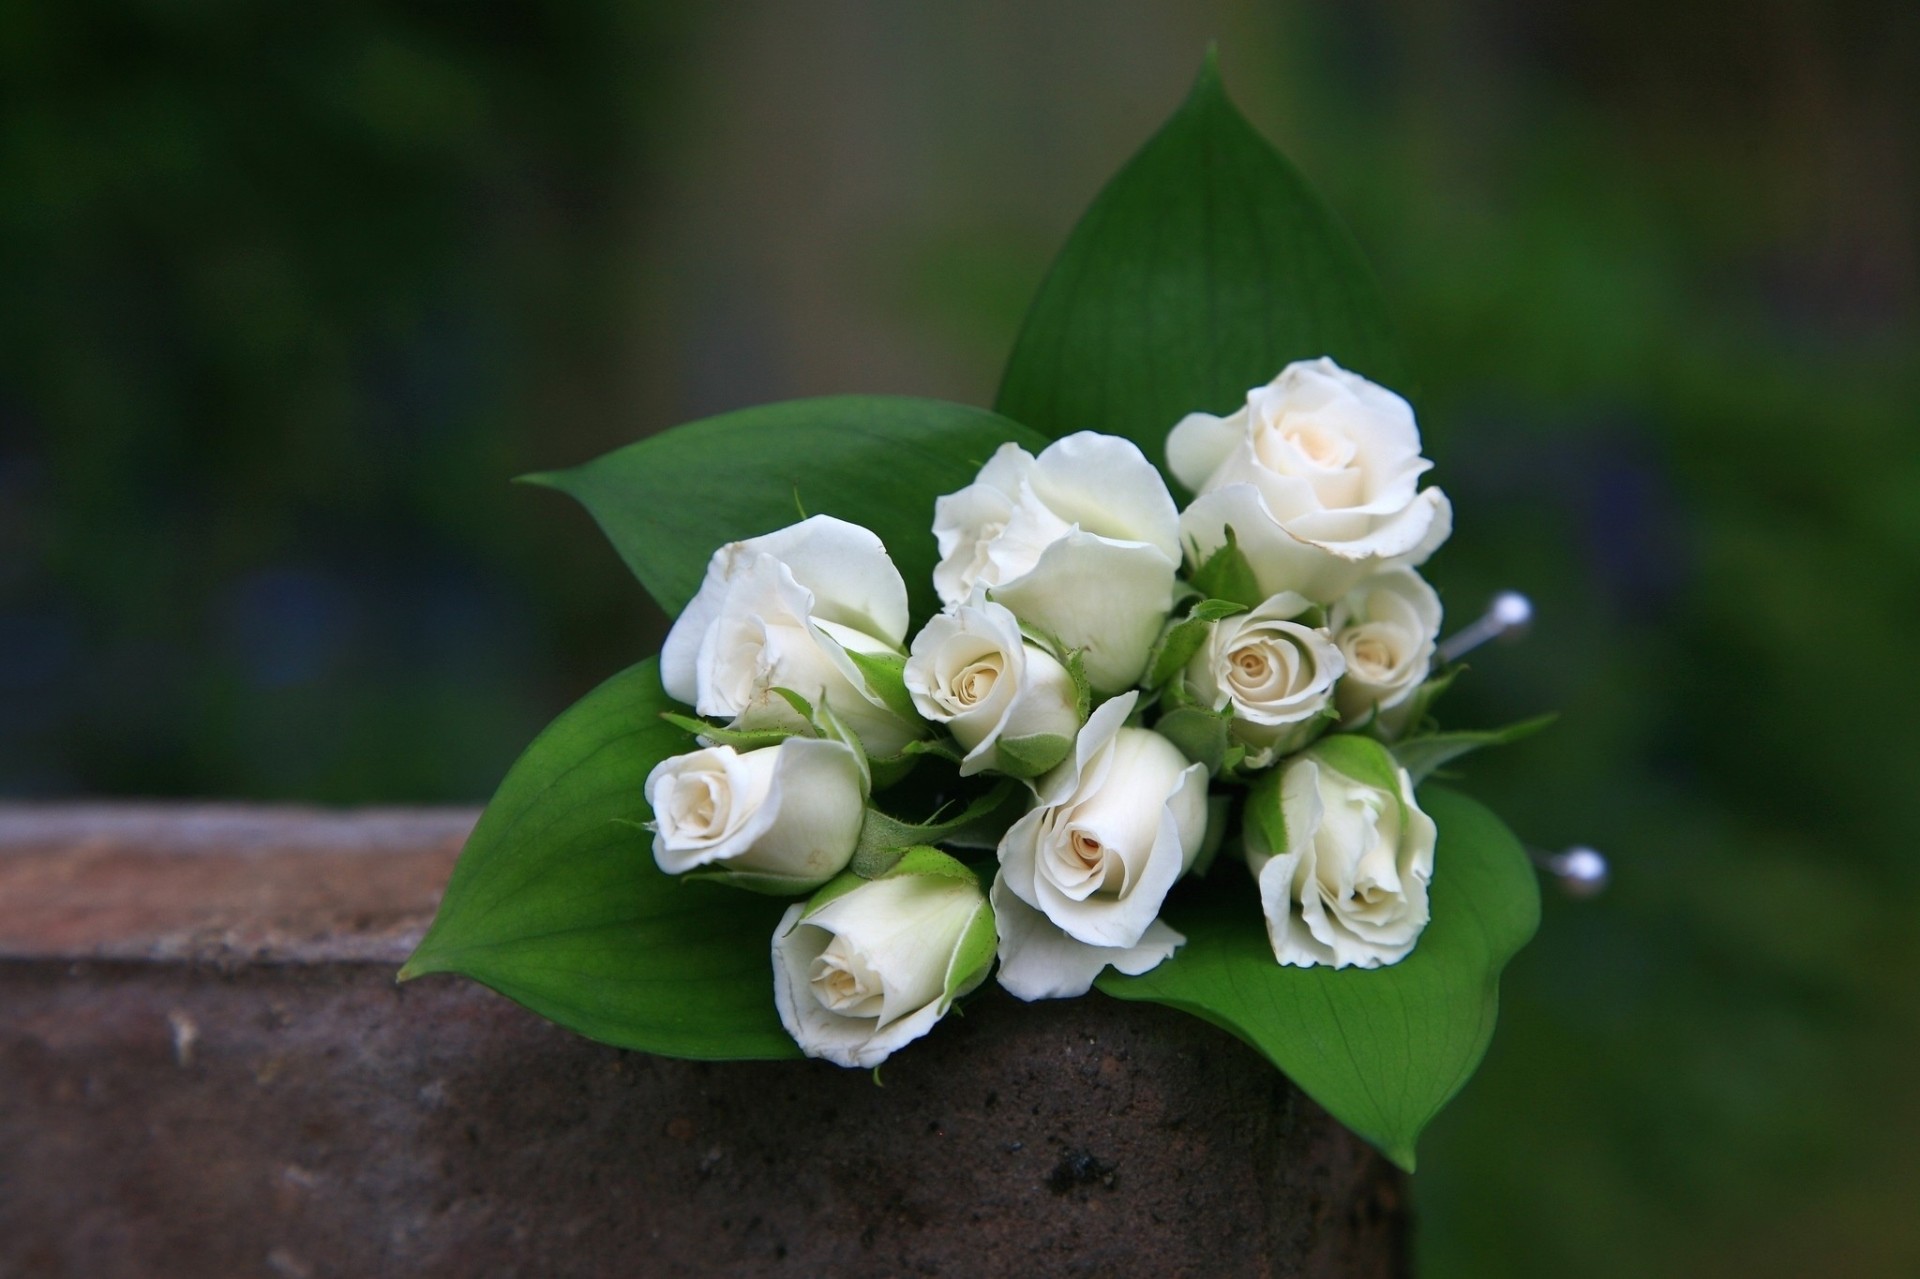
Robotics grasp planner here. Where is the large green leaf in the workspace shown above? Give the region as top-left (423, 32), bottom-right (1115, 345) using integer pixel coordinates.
top-left (401, 659), bottom-right (799, 1060)
top-left (996, 54), bottom-right (1403, 471)
top-left (1096, 785), bottom-right (1539, 1170)
top-left (526, 396), bottom-right (1051, 622)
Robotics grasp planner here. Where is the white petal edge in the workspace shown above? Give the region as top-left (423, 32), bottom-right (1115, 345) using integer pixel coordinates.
top-left (990, 873), bottom-right (1185, 1001)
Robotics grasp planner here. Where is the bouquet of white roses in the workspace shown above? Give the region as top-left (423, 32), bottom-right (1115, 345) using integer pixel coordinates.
top-left (405, 57), bottom-right (1549, 1172)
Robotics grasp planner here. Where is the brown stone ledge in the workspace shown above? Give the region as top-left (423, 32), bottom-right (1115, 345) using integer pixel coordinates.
top-left (0, 804), bottom-right (1408, 1278)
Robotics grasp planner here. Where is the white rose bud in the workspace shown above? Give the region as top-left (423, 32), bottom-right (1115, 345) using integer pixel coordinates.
top-left (903, 597), bottom-right (1082, 778)
top-left (1182, 592), bottom-right (1345, 769)
top-left (994, 692), bottom-right (1208, 999)
top-left (1246, 736), bottom-right (1437, 969)
top-left (644, 737), bottom-right (867, 893)
top-left (771, 851), bottom-right (996, 1068)
top-left (933, 432), bottom-right (1180, 693)
top-left (1329, 568), bottom-right (1442, 726)
top-left (1169, 358), bottom-right (1452, 603)
top-left (660, 515), bottom-right (920, 757)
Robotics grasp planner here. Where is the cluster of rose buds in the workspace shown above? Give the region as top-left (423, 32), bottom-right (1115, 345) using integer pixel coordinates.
top-left (646, 358), bottom-right (1464, 1067)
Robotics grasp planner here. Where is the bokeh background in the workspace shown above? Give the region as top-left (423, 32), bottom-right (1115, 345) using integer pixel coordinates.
top-left (4, 1), bottom-right (1916, 1274)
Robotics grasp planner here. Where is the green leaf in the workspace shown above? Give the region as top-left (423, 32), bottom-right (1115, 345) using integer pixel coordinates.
top-left (400, 659), bottom-right (798, 1060)
top-left (1186, 529), bottom-right (1267, 608)
top-left (1391, 715), bottom-right (1557, 785)
top-left (526, 396), bottom-right (1051, 623)
top-left (993, 732), bottom-right (1073, 779)
top-left (1097, 786), bottom-right (1540, 1170)
top-left (996, 53), bottom-right (1403, 469)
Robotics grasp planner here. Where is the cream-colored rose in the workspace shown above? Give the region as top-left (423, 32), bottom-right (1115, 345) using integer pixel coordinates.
top-left (1246, 736), bottom-right (1436, 969)
top-left (771, 852), bottom-right (995, 1068)
top-left (1169, 358), bottom-right (1451, 603)
top-left (1329, 568), bottom-right (1442, 725)
top-left (903, 597), bottom-right (1081, 777)
top-left (993, 693), bottom-right (1208, 999)
top-left (660, 515), bottom-right (920, 757)
top-left (644, 737), bottom-right (866, 893)
top-left (1183, 592), bottom-right (1345, 768)
top-left (933, 433), bottom-right (1180, 693)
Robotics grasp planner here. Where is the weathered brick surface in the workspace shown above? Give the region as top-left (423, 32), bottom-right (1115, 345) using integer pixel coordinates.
top-left (0, 805), bottom-right (1408, 1278)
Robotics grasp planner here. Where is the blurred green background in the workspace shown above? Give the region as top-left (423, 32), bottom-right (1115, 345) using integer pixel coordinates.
top-left (4, 1), bottom-right (1916, 1274)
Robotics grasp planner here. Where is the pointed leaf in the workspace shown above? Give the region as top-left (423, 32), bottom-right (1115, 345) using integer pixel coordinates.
top-left (996, 55), bottom-right (1403, 468)
top-left (527, 396), bottom-right (1050, 622)
top-left (1391, 715), bottom-right (1557, 785)
top-left (1097, 786), bottom-right (1540, 1170)
top-left (401, 659), bottom-right (799, 1059)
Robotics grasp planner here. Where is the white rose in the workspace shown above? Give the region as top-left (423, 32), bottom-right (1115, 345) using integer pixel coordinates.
top-left (933, 432), bottom-right (1180, 693)
top-left (644, 737), bottom-right (866, 892)
top-left (903, 597), bottom-right (1081, 778)
top-left (1183, 592), bottom-right (1345, 769)
top-left (771, 852), bottom-right (995, 1068)
top-left (660, 515), bottom-right (920, 757)
top-left (1246, 736), bottom-right (1436, 969)
top-left (994, 692), bottom-right (1208, 999)
top-left (1328, 568), bottom-right (1442, 725)
top-left (1169, 358), bottom-right (1452, 603)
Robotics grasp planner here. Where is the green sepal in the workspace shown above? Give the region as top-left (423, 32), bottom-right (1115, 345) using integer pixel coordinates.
top-left (844, 648), bottom-right (926, 729)
top-left (1144, 597), bottom-right (1250, 692)
top-left (771, 686), bottom-right (816, 722)
top-left (1191, 598), bottom-right (1252, 622)
top-left (1394, 668), bottom-right (1460, 737)
top-left (680, 866), bottom-right (832, 897)
top-left (993, 732), bottom-right (1073, 779)
top-left (657, 712), bottom-right (794, 752)
top-left (1186, 527), bottom-right (1265, 608)
top-left (1155, 704), bottom-right (1235, 775)
top-left (882, 845), bottom-right (982, 887)
top-left (1307, 732), bottom-right (1408, 797)
top-left (1065, 649), bottom-right (1093, 722)
top-left (1391, 715), bottom-right (1556, 786)
top-left (943, 890), bottom-right (999, 1007)
top-left (1242, 768), bottom-right (1287, 856)
top-left (799, 867), bottom-right (872, 918)
top-left (865, 752), bottom-right (919, 793)
top-left (849, 781), bottom-right (1026, 877)
top-left (1189, 792), bottom-right (1234, 878)
top-left (1146, 614), bottom-right (1210, 691)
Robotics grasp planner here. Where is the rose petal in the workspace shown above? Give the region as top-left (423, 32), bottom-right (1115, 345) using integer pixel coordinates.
top-left (991, 873), bottom-right (1185, 1001)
